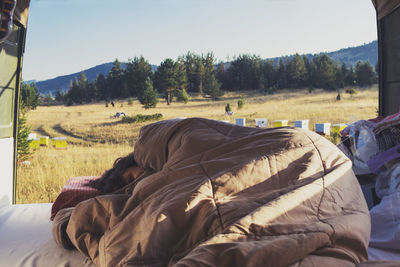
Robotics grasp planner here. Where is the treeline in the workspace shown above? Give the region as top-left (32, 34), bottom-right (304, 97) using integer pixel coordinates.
top-left (53, 52), bottom-right (377, 106)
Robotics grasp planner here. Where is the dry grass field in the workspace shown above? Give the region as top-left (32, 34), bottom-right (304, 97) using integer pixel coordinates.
top-left (16, 86), bottom-right (378, 203)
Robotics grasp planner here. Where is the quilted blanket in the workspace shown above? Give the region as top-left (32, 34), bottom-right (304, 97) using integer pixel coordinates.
top-left (53, 118), bottom-right (370, 267)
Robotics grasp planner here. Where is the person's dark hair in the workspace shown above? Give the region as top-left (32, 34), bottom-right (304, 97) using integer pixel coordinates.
top-left (87, 153), bottom-right (137, 194)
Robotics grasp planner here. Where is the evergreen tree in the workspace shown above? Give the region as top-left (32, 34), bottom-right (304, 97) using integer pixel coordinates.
top-left (125, 56), bottom-right (153, 97)
top-left (78, 72), bottom-right (91, 103)
top-left (260, 59), bottom-right (275, 90)
top-left (138, 78), bottom-right (158, 109)
top-left (276, 58), bottom-right (288, 89)
top-left (287, 54), bottom-right (307, 88)
top-left (345, 65), bottom-right (356, 86)
top-left (216, 62), bottom-right (228, 90)
top-left (17, 107), bottom-right (31, 161)
top-left (227, 54), bottom-right (262, 90)
top-left (174, 58), bottom-right (188, 95)
top-left (335, 62), bottom-right (347, 89)
top-left (154, 58), bottom-right (176, 104)
top-left (95, 74), bottom-right (108, 100)
top-left (65, 77), bottom-right (83, 104)
top-left (184, 52), bottom-right (201, 93)
top-left (154, 58), bottom-right (187, 104)
top-left (195, 57), bottom-right (205, 95)
top-left (55, 88), bottom-right (65, 103)
top-left (310, 54), bottom-right (338, 90)
top-left (203, 52), bottom-right (223, 99)
top-left (355, 61), bottom-right (375, 86)
top-left (20, 82), bottom-right (40, 109)
top-left (108, 59), bottom-right (126, 99)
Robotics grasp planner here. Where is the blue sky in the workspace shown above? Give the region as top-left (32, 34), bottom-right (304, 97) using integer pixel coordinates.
top-left (22, 0), bottom-right (377, 81)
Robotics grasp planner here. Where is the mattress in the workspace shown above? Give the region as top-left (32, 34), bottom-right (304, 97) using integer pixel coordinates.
top-left (0, 203), bottom-right (94, 267)
top-left (1, 201), bottom-right (399, 266)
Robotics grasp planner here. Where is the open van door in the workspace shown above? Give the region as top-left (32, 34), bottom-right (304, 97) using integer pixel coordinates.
top-left (0, 0), bottom-right (30, 205)
top-left (373, 0), bottom-right (400, 116)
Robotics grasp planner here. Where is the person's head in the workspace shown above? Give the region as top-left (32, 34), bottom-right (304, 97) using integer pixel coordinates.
top-left (88, 153), bottom-right (143, 194)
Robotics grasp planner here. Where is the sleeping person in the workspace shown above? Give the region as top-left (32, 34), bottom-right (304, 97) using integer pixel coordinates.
top-left (52, 117), bottom-right (370, 267)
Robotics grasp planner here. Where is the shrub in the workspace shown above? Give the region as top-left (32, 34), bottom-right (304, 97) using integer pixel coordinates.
top-left (266, 87), bottom-right (275, 95)
top-left (237, 97), bottom-right (245, 109)
top-left (175, 88), bottom-right (189, 103)
top-left (120, 113), bottom-right (163, 124)
top-left (346, 88), bottom-right (358, 95)
top-left (225, 103), bottom-right (232, 113)
top-left (127, 97), bottom-right (133, 105)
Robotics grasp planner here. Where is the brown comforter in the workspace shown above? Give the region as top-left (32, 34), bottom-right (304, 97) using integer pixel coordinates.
top-left (53, 118), bottom-right (370, 267)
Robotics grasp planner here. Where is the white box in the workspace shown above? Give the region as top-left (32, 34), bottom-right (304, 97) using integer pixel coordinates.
top-left (28, 133), bottom-right (37, 140)
top-left (315, 123), bottom-right (331, 135)
top-left (235, 118), bottom-right (246, 126)
top-left (294, 120), bottom-right (309, 130)
top-left (255, 118), bottom-right (268, 128)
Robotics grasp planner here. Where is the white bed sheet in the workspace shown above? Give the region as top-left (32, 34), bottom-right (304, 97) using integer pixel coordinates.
top-left (0, 203), bottom-right (94, 267)
top-left (1, 201), bottom-right (400, 266)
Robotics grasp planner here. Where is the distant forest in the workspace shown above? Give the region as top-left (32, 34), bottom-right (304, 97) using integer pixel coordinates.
top-left (23, 52), bottom-right (377, 107)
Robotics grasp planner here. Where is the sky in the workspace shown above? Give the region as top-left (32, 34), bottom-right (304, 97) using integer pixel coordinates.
top-left (22, 0), bottom-right (377, 81)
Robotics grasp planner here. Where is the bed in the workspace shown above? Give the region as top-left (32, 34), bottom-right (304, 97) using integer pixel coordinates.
top-left (2, 118), bottom-right (398, 266)
top-left (0, 203), bottom-right (94, 266)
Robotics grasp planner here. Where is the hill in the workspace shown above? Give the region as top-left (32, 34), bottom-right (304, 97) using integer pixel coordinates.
top-left (326, 40), bottom-right (377, 67)
top-left (269, 40), bottom-right (377, 67)
top-left (34, 41), bottom-right (377, 95)
top-left (35, 62), bottom-right (158, 95)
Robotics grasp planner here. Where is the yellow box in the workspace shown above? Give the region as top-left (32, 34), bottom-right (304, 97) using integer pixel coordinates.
top-left (273, 120), bottom-right (288, 127)
top-left (331, 124), bottom-right (347, 135)
top-left (29, 138), bottom-right (40, 149)
top-left (52, 137), bottom-right (67, 149)
top-left (38, 136), bottom-right (50, 147)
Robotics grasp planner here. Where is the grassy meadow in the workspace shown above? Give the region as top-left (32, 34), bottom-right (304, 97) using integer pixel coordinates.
top-left (17, 86), bottom-right (378, 203)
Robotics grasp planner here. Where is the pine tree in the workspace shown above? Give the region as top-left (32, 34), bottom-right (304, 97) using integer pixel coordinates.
top-left (184, 52), bottom-right (200, 92)
top-left (355, 61), bottom-right (375, 86)
top-left (125, 56), bottom-right (153, 97)
top-left (139, 78), bottom-right (158, 109)
top-left (17, 108), bottom-right (31, 161)
top-left (95, 74), bottom-right (108, 100)
top-left (287, 54), bottom-right (307, 88)
top-left (108, 59), bottom-right (126, 99)
top-left (20, 82), bottom-right (40, 109)
top-left (154, 58), bottom-right (187, 105)
top-left (196, 57), bottom-right (205, 95)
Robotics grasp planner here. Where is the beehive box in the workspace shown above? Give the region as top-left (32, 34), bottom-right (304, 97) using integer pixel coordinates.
top-left (255, 118), bottom-right (268, 128)
top-left (294, 120), bottom-right (309, 130)
top-left (29, 138), bottom-right (40, 149)
top-left (235, 118), bottom-right (246, 126)
top-left (331, 124), bottom-right (347, 135)
top-left (38, 136), bottom-right (50, 147)
top-left (315, 123), bottom-right (331, 135)
top-left (52, 137), bottom-right (67, 149)
top-left (273, 120), bottom-right (288, 127)
top-left (28, 133), bottom-right (37, 140)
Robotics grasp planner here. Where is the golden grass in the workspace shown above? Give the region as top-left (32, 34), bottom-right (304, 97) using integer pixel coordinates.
top-left (17, 86), bottom-right (378, 203)
top-left (16, 144), bottom-right (132, 203)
